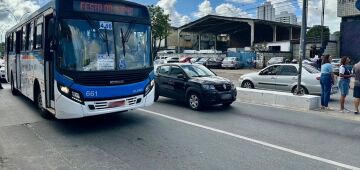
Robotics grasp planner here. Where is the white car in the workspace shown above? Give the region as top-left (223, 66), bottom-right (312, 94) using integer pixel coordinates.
top-left (0, 58), bottom-right (5, 81)
top-left (239, 64), bottom-right (338, 95)
top-left (0, 66), bottom-right (5, 81)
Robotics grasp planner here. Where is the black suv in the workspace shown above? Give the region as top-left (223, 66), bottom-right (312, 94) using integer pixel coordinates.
top-left (154, 63), bottom-right (237, 110)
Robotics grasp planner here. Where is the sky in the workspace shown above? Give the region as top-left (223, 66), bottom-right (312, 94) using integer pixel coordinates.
top-left (0, 0), bottom-right (341, 34)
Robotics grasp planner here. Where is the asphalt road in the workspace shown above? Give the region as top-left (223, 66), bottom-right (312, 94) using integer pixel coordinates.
top-left (1, 83), bottom-right (360, 170)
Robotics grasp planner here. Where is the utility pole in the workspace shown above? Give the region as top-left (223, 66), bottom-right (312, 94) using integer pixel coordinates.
top-left (297, 0), bottom-right (308, 95)
top-left (320, 0), bottom-right (325, 54)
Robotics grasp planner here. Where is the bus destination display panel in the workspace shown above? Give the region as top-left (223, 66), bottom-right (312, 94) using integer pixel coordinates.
top-left (73, 1), bottom-right (145, 18)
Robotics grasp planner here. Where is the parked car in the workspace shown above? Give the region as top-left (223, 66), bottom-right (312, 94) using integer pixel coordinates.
top-left (190, 57), bottom-right (201, 63)
top-left (0, 66), bottom-right (5, 81)
top-left (0, 58), bottom-right (5, 81)
top-left (154, 63), bottom-right (237, 110)
top-left (239, 64), bottom-right (339, 95)
top-left (154, 59), bottom-right (167, 74)
top-left (179, 56), bottom-right (192, 63)
top-left (267, 57), bottom-right (286, 66)
top-left (205, 57), bottom-right (224, 68)
top-left (195, 57), bottom-right (210, 65)
top-left (331, 58), bottom-right (341, 75)
top-left (166, 57), bottom-right (180, 63)
top-left (221, 57), bottom-right (242, 69)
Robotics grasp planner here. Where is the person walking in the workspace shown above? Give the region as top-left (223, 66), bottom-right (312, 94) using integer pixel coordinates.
top-left (320, 55), bottom-right (335, 110)
top-left (338, 56), bottom-right (352, 113)
top-left (353, 61), bottom-right (360, 115)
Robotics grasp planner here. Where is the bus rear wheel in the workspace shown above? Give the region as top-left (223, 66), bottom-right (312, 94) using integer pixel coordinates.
top-left (11, 74), bottom-right (19, 96)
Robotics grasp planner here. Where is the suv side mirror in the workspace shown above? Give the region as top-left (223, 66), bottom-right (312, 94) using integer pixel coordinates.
top-left (177, 74), bottom-right (185, 79)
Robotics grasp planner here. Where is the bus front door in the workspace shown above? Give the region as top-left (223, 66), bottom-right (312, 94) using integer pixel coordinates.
top-left (15, 31), bottom-right (21, 90)
top-left (44, 15), bottom-right (55, 109)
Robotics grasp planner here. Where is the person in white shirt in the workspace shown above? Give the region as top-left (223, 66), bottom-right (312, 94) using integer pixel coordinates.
top-left (338, 57), bottom-right (352, 113)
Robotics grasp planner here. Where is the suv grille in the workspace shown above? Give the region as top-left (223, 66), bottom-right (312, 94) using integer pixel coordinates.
top-left (214, 84), bottom-right (231, 91)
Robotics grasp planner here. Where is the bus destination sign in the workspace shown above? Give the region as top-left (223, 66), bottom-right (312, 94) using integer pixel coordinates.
top-left (73, 1), bottom-right (144, 18)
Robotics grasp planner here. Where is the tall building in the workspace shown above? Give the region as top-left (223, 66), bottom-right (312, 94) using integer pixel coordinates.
top-left (275, 11), bottom-right (297, 24)
top-left (338, 0), bottom-right (360, 62)
top-left (257, 2), bottom-right (275, 21)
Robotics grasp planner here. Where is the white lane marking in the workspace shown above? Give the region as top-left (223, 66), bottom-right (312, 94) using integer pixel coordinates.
top-left (139, 108), bottom-right (360, 170)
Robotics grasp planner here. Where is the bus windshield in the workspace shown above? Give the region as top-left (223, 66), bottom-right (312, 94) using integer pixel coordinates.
top-left (59, 19), bottom-right (151, 71)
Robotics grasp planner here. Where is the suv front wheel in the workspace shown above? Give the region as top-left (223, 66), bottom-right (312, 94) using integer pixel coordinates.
top-left (188, 92), bottom-right (202, 110)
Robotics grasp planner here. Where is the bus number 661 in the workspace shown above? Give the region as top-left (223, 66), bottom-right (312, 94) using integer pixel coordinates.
top-left (86, 91), bottom-right (98, 97)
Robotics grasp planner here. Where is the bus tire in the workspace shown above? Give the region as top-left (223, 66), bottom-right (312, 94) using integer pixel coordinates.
top-left (10, 73), bottom-right (19, 96)
top-left (34, 84), bottom-right (54, 120)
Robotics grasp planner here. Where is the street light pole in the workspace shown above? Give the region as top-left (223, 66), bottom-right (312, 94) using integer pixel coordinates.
top-left (320, 0), bottom-right (325, 52)
top-left (297, 0), bottom-right (308, 95)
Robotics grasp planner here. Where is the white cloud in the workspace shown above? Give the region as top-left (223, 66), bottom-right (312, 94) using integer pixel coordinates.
top-left (193, 0), bottom-right (213, 18)
top-left (0, 0), bottom-right (40, 30)
top-left (226, 0), bottom-right (256, 4)
top-left (157, 0), bottom-right (190, 27)
top-left (215, 3), bottom-right (252, 18)
top-left (298, 0), bottom-right (340, 33)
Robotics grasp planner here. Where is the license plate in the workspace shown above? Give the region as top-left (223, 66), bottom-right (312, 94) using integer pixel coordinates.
top-left (221, 94), bottom-right (232, 100)
top-left (109, 101), bottom-right (125, 108)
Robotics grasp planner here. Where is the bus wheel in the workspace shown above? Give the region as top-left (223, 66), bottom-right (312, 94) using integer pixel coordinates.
top-left (35, 87), bottom-right (54, 119)
top-left (11, 74), bottom-right (19, 96)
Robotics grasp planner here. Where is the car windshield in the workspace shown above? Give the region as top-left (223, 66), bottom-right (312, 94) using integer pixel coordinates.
top-left (303, 64), bottom-right (320, 74)
top-left (181, 65), bottom-right (215, 77)
top-left (224, 57), bottom-right (236, 61)
top-left (59, 19), bottom-right (151, 71)
top-left (199, 58), bottom-right (208, 62)
top-left (270, 57), bottom-right (283, 62)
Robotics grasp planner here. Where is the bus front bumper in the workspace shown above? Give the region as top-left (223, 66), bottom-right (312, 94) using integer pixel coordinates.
top-left (55, 88), bottom-right (155, 119)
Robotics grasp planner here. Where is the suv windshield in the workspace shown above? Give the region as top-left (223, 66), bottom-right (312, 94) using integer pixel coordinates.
top-left (181, 65), bottom-right (215, 77)
top-left (59, 19), bottom-right (151, 71)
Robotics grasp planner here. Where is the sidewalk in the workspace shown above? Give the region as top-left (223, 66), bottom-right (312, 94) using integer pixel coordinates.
top-left (213, 68), bottom-right (360, 121)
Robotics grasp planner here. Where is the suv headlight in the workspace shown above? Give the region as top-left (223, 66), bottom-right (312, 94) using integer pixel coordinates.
top-left (202, 84), bottom-right (215, 90)
top-left (144, 80), bottom-right (155, 96)
top-left (58, 84), bottom-right (84, 104)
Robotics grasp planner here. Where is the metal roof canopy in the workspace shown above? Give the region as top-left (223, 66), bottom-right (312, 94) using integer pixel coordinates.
top-left (178, 15), bottom-right (301, 35)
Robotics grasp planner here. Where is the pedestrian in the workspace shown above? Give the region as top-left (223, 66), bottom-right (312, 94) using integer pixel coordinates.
top-left (338, 56), bottom-right (352, 113)
top-left (320, 54), bottom-right (335, 110)
top-left (353, 61), bottom-right (360, 115)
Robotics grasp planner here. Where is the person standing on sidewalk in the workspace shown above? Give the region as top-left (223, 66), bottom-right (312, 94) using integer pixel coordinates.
top-left (320, 55), bottom-right (335, 110)
top-left (338, 56), bottom-right (352, 113)
top-left (353, 61), bottom-right (360, 115)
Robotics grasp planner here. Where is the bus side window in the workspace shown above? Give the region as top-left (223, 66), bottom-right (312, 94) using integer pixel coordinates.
top-left (35, 24), bottom-right (43, 50)
top-left (16, 31), bottom-right (21, 54)
top-left (22, 26), bottom-right (26, 52)
top-left (29, 22), bottom-right (34, 51)
top-left (11, 33), bottom-right (15, 52)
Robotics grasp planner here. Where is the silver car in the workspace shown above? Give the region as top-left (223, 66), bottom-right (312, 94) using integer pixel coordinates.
top-left (239, 64), bottom-right (338, 95)
top-left (222, 57), bottom-right (242, 69)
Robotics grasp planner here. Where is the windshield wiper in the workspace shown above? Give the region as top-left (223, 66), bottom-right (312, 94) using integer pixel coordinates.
top-left (120, 22), bottom-right (135, 57)
top-left (83, 14), bottom-right (110, 56)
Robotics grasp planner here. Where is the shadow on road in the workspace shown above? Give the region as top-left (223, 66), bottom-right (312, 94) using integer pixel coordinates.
top-left (51, 112), bottom-right (149, 136)
top-left (156, 98), bottom-right (236, 114)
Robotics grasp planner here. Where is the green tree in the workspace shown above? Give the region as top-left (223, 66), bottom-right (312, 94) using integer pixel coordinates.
top-left (148, 5), bottom-right (171, 58)
top-left (306, 25), bottom-right (330, 43)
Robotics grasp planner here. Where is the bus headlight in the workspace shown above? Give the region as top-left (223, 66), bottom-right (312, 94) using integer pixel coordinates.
top-left (58, 84), bottom-right (84, 104)
top-left (144, 80), bottom-right (155, 96)
top-left (60, 86), bottom-right (70, 94)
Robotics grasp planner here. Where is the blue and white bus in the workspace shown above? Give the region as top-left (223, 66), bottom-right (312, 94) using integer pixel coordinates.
top-left (5, 0), bottom-right (154, 119)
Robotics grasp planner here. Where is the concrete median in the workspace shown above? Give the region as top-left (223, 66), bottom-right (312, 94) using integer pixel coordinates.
top-left (236, 87), bottom-right (320, 111)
